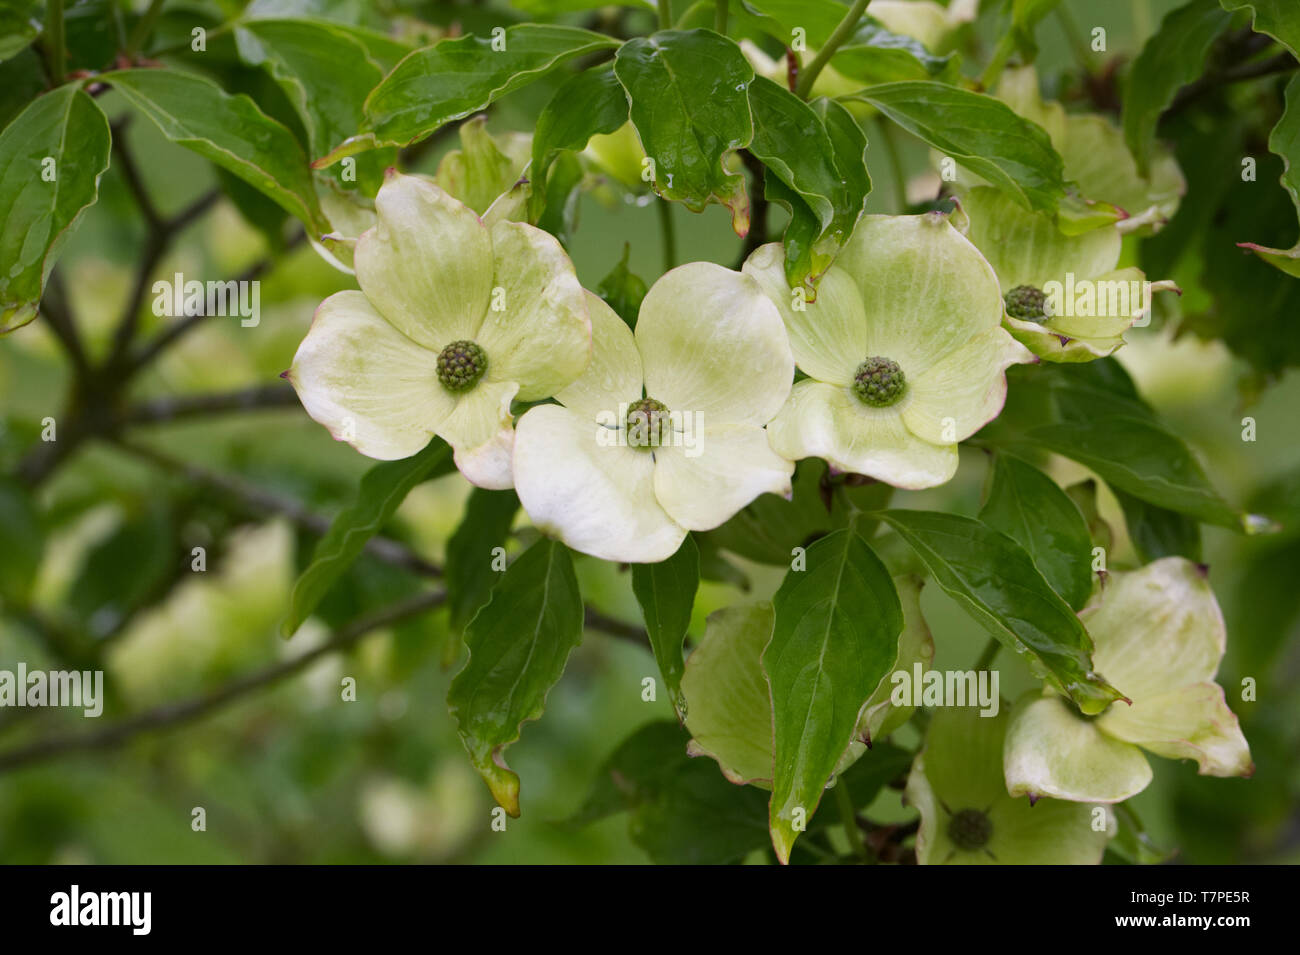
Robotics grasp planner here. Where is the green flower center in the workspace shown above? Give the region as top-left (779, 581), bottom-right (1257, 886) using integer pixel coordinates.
top-left (436, 340), bottom-right (487, 393)
top-left (1004, 284), bottom-right (1049, 323)
top-left (947, 808), bottom-right (993, 851)
top-left (852, 357), bottom-right (906, 407)
top-left (626, 397), bottom-right (669, 449)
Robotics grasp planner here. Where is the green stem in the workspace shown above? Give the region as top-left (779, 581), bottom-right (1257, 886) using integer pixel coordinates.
top-left (794, 0), bottom-right (871, 99)
top-left (1056, 5), bottom-right (1091, 73)
top-left (979, 33), bottom-right (1016, 91)
top-left (834, 781), bottom-right (871, 863)
top-left (875, 118), bottom-right (907, 212)
top-left (657, 199), bottom-right (677, 272)
top-left (44, 0), bottom-right (65, 86)
top-left (975, 636), bottom-right (1000, 671)
top-left (125, 0), bottom-right (167, 59)
top-left (658, 0), bottom-right (672, 31)
top-left (714, 0), bottom-right (729, 35)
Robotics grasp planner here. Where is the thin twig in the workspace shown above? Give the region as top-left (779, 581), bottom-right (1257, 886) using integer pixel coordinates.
top-left (0, 589), bottom-right (446, 775)
top-left (39, 272), bottom-right (90, 377)
top-left (111, 123), bottom-right (164, 230)
top-left (584, 607), bottom-right (648, 646)
top-left (1167, 50), bottom-right (1298, 115)
top-left (123, 382), bottom-right (301, 424)
top-left (795, 0), bottom-right (871, 99)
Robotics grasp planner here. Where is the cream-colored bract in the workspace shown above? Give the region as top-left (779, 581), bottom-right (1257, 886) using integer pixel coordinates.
top-left (963, 186), bottom-right (1179, 362)
top-left (513, 269), bottom-right (795, 564)
top-left (1003, 558), bottom-right (1253, 803)
top-left (908, 707), bottom-right (1113, 865)
top-left (745, 213), bottom-right (1033, 489)
top-left (288, 170), bottom-right (591, 489)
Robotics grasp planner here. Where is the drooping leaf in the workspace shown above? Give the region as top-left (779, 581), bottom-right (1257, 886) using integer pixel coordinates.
top-left (448, 538), bottom-right (584, 816)
top-left (1221, 0), bottom-right (1300, 58)
top-left (1114, 487), bottom-right (1203, 564)
top-left (763, 525), bottom-right (902, 863)
top-left (0, 85), bottom-right (110, 332)
top-left (528, 62), bottom-right (629, 221)
top-left (848, 80), bottom-right (1067, 213)
top-left (106, 68), bottom-right (330, 234)
top-left (979, 451), bottom-right (1093, 610)
top-left (631, 534), bottom-right (700, 718)
top-left (282, 438), bottom-right (452, 636)
top-left (614, 28), bottom-right (754, 232)
top-left (1028, 416), bottom-right (1241, 529)
top-left (444, 487), bottom-right (520, 634)
top-left (876, 509), bottom-right (1125, 714)
top-left (748, 77), bottom-right (870, 290)
top-left (1235, 74), bottom-right (1300, 276)
top-left (322, 25), bottom-right (618, 162)
top-left (1123, 0), bottom-right (1233, 177)
top-left (594, 242), bottom-right (648, 329)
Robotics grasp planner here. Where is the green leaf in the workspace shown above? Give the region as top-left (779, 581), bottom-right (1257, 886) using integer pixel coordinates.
top-left (832, 18), bottom-right (960, 85)
top-left (595, 242), bottom-right (648, 329)
top-left (235, 17), bottom-right (392, 192)
top-left (1028, 415), bottom-right (1241, 529)
top-left (0, 48), bottom-right (46, 131)
top-left (0, 0), bottom-right (38, 62)
top-left (106, 68), bottom-right (330, 234)
top-left (979, 452), bottom-right (1093, 611)
top-left (1114, 487), bottom-right (1203, 564)
top-left (631, 535), bottom-right (699, 717)
top-left (1236, 74), bottom-right (1300, 276)
top-left (528, 62), bottom-right (628, 222)
top-left (448, 538), bottom-right (584, 816)
top-left (282, 439), bottom-right (452, 636)
top-left (67, 504), bottom-right (175, 638)
top-left (0, 477), bottom-right (42, 605)
top-left (739, 0), bottom-right (854, 47)
top-left (1123, 0), bottom-right (1233, 177)
top-left (0, 85), bottom-right (110, 333)
top-left (560, 720), bottom-right (692, 829)
top-left (747, 77), bottom-right (870, 290)
top-left (614, 29), bottom-right (754, 231)
top-left (1221, 0), bottom-right (1300, 58)
top-left (444, 487), bottom-right (519, 634)
top-left (325, 24), bottom-right (618, 162)
top-left (848, 80), bottom-right (1067, 212)
top-left (763, 525), bottom-right (902, 863)
top-left (877, 509), bottom-right (1125, 714)
top-left (1108, 803), bottom-right (1177, 864)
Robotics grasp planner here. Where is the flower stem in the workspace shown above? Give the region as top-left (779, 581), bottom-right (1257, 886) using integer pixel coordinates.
top-left (44, 0), bottom-right (65, 85)
top-left (794, 0), bottom-right (871, 99)
top-left (126, 0), bottom-right (168, 59)
top-left (657, 0), bottom-right (672, 31)
top-left (714, 0), bottom-right (729, 36)
top-left (657, 199), bottom-right (677, 271)
top-left (979, 33), bottom-right (1016, 91)
top-left (975, 636), bottom-right (1001, 671)
top-left (1056, 5), bottom-right (1091, 73)
top-left (835, 780), bottom-right (872, 863)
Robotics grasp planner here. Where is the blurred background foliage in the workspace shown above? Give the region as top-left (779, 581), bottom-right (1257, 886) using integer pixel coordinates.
top-left (0, 0), bottom-right (1297, 863)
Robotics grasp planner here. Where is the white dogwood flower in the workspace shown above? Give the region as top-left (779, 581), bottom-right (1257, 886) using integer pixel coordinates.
top-left (512, 265), bottom-right (794, 563)
top-left (288, 170), bottom-right (590, 489)
top-left (1004, 558), bottom-right (1253, 803)
top-left (744, 213), bottom-right (1033, 489)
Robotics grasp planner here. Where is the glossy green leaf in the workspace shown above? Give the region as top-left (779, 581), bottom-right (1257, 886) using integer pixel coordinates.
top-left (877, 509), bottom-right (1125, 714)
top-left (832, 19), bottom-right (959, 85)
top-left (763, 525), bottom-right (902, 863)
top-left (631, 534), bottom-right (700, 718)
top-left (0, 477), bottom-right (42, 605)
top-left (444, 488), bottom-right (519, 634)
top-left (236, 17), bottom-right (392, 192)
top-left (848, 80), bottom-right (1066, 212)
top-left (325, 25), bottom-right (618, 162)
top-left (739, 0), bottom-right (848, 47)
top-left (1237, 74), bottom-right (1300, 276)
top-left (979, 452), bottom-right (1093, 611)
top-left (282, 439), bottom-right (452, 636)
top-left (0, 85), bottom-right (110, 333)
top-left (448, 538), bottom-right (584, 816)
top-left (748, 77), bottom-right (870, 290)
top-left (1114, 487), bottom-right (1203, 564)
top-left (1123, 0), bottom-right (1232, 177)
top-left (1221, 0), bottom-right (1300, 57)
top-left (106, 68), bottom-right (330, 234)
top-left (614, 29), bottom-right (754, 231)
top-left (1028, 415), bottom-right (1241, 529)
top-left (528, 62), bottom-right (629, 222)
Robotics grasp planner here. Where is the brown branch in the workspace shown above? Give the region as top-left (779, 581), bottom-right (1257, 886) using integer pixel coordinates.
top-left (123, 382), bottom-right (300, 425)
top-left (38, 271), bottom-right (89, 377)
top-left (0, 589), bottom-right (446, 775)
top-left (1167, 49), bottom-right (1297, 115)
top-left (584, 607), bottom-right (649, 646)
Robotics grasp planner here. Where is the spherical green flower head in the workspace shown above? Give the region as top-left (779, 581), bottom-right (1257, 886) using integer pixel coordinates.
top-left (512, 268), bottom-right (796, 564)
top-left (287, 170), bottom-right (592, 490)
top-left (1003, 558), bottom-right (1253, 804)
top-left (907, 707), bottom-right (1114, 865)
top-left (677, 575), bottom-right (933, 788)
top-left (962, 186), bottom-right (1181, 363)
top-left (743, 213), bottom-right (1033, 490)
